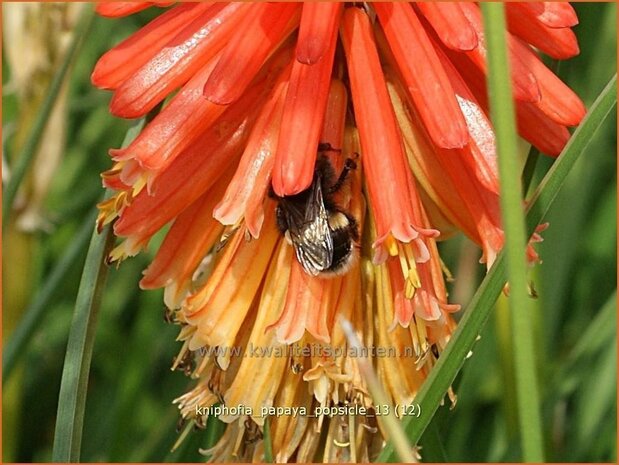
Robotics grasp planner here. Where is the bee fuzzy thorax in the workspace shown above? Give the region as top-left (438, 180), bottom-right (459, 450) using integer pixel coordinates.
top-left (328, 212), bottom-right (351, 230)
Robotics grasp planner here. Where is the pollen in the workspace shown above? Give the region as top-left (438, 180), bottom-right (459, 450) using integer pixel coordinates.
top-left (413, 316), bottom-right (430, 358)
top-left (95, 191), bottom-right (131, 232)
top-left (386, 235), bottom-right (422, 299)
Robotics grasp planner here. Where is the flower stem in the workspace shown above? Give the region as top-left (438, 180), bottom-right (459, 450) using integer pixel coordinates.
top-left (2, 5), bottom-right (95, 230)
top-left (376, 65), bottom-right (617, 465)
top-left (481, 3), bottom-right (544, 461)
top-left (52, 117), bottom-right (149, 462)
top-left (51, 207), bottom-right (115, 462)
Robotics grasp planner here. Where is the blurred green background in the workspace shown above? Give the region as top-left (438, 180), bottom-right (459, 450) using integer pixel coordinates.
top-left (2, 3), bottom-right (616, 462)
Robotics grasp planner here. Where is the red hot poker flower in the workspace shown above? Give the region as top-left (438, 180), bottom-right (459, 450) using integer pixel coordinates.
top-left (92, 3), bottom-right (586, 461)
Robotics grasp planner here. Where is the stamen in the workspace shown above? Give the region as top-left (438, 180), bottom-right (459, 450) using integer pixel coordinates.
top-left (132, 173), bottom-right (147, 197)
top-left (409, 324), bottom-right (421, 358)
top-left (395, 241), bottom-right (422, 299)
top-left (385, 235), bottom-right (399, 256)
top-left (172, 341), bottom-right (191, 371)
top-left (397, 249), bottom-right (410, 280)
top-left (440, 257), bottom-right (454, 282)
top-left (415, 316), bottom-right (429, 355)
top-left (448, 387), bottom-right (458, 409)
top-left (171, 421), bottom-right (194, 452)
top-left (233, 421), bottom-right (245, 458)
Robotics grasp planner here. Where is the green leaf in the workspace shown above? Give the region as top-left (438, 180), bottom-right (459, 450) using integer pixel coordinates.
top-left (51, 212), bottom-right (114, 461)
top-left (377, 72), bottom-right (617, 463)
top-left (553, 290), bottom-right (617, 397)
top-left (522, 147), bottom-right (541, 197)
top-left (482, 3), bottom-right (544, 460)
top-left (51, 118), bottom-right (148, 462)
top-left (2, 214), bottom-right (94, 383)
top-left (418, 421), bottom-right (449, 462)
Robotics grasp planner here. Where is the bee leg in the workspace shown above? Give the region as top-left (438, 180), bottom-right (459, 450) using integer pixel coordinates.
top-left (343, 211), bottom-right (360, 241)
top-left (318, 142), bottom-right (342, 153)
top-left (329, 157), bottom-right (358, 194)
top-left (267, 183), bottom-right (279, 199)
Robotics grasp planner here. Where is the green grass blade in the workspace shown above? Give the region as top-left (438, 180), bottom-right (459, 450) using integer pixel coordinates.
top-left (377, 71), bottom-right (617, 463)
top-left (521, 147), bottom-right (541, 197)
top-left (2, 6), bottom-right (95, 230)
top-left (418, 421), bottom-right (449, 462)
top-left (262, 418), bottom-right (274, 463)
top-left (51, 117), bottom-right (149, 462)
top-left (482, 3), bottom-right (544, 460)
top-left (2, 214), bottom-right (94, 383)
top-left (562, 290), bottom-right (616, 369)
top-left (51, 213), bottom-right (114, 461)
top-left (552, 290), bottom-right (616, 397)
top-left (203, 415), bottom-right (226, 453)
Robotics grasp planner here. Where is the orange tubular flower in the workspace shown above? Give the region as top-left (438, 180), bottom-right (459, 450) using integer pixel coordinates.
top-left (272, 4), bottom-right (341, 196)
top-left (203, 3), bottom-right (300, 105)
top-left (93, 2), bottom-right (586, 462)
top-left (341, 7), bottom-right (437, 263)
top-left (213, 70), bottom-right (291, 238)
top-left (373, 3), bottom-right (469, 149)
top-left (109, 3), bottom-right (248, 117)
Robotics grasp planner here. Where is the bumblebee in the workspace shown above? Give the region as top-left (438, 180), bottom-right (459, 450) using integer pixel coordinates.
top-left (271, 148), bottom-right (360, 276)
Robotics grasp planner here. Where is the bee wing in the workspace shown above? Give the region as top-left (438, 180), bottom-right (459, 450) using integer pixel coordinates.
top-left (287, 179), bottom-right (333, 275)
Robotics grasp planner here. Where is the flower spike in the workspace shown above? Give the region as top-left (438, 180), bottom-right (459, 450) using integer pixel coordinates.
top-left (183, 209), bottom-right (280, 353)
top-left (111, 97), bottom-right (260, 253)
top-left (139, 185), bottom-right (227, 309)
top-left (111, 44), bottom-right (291, 179)
top-left (441, 43), bottom-right (571, 156)
top-left (514, 39), bottom-right (586, 126)
top-left (96, 2), bottom-right (155, 18)
top-left (457, 2), bottom-right (541, 104)
top-left (91, 2), bottom-right (587, 459)
top-left (512, 2), bottom-right (578, 28)
top-left (213, 67), bottom-right (291, 237)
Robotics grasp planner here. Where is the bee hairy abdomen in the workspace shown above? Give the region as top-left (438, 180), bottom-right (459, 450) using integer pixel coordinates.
top-left (272, 154), bottom-right (359, 277)
top-left (323, 225), bottom-right (359, 276)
